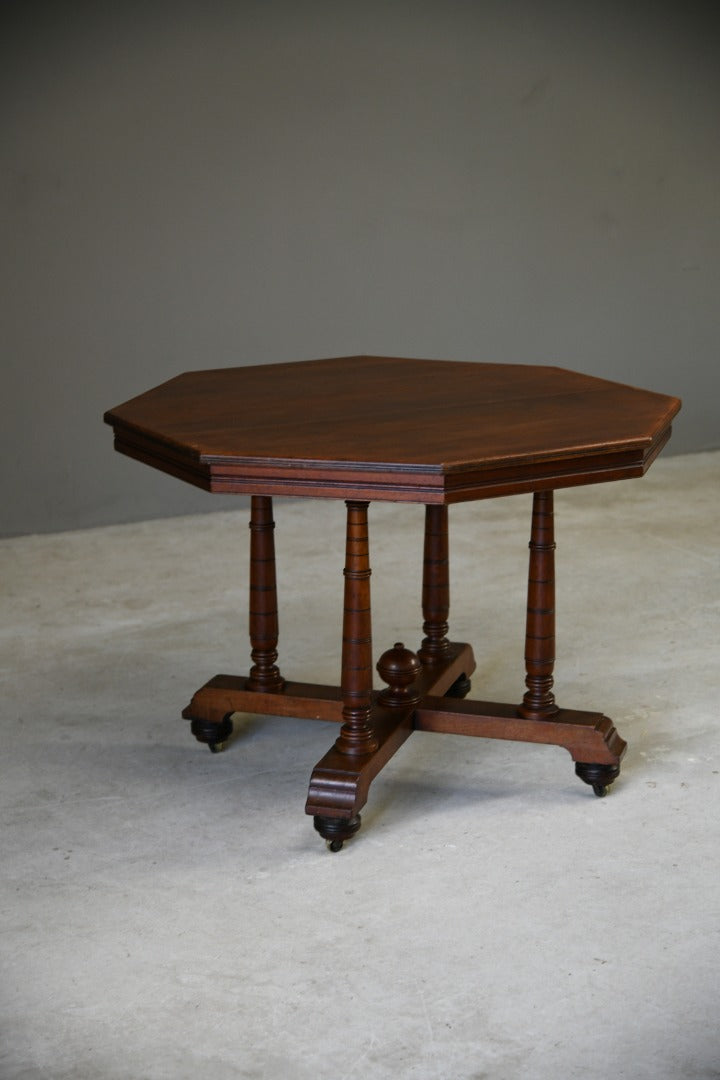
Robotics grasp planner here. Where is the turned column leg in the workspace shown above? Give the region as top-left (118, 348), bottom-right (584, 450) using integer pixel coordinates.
top-left (418, 505), bottom-right (471, 698)
top-left (246, 495), bottom-right (285, 693)
top-left (334, 501), bottom-right (378, 756)
top-left (518, 490), bottom-right (560, 720)
top-left (418, 505), bottom-right (451, 664)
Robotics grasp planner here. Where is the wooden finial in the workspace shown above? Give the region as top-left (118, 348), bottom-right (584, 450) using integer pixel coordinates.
top-left (377, 642), bottom-right (421, 708)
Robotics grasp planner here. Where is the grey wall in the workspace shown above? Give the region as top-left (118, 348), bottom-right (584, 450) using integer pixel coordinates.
top-left (2, 1), bottom-right (718, 536)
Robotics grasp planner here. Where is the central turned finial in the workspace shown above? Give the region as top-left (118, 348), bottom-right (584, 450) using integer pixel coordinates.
top-left (377, 642), bottom-right (421, 708)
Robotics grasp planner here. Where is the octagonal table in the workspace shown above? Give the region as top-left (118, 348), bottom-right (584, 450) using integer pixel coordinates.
top-left (104, 356), bottom-right (681, 849)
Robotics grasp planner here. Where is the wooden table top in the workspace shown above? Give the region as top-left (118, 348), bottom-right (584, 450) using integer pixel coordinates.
top-left (104, 356), bottom-right (680, 503)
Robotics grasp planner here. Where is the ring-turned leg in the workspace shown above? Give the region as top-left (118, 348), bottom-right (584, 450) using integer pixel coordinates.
top-left (334, 501), bottom-right (377, 757)
top-left (188, 494), bottom-right (283, 751)
top-left (418, 505), bottom-right (451, 665)
top-left (417, 506), bottom-right (471, 698)
top-left (247, 495), bottom-right (285, 693)
top-left (518, 490), bottom-right (621, 794)
top-left (313, 501), bottom-right (378, 849)
top-left (518, 490), bottom-right (559, 720)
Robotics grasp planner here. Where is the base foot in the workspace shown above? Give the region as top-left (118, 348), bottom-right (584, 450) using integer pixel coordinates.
top-left (313, 814), bottom-right (362, 851)
top-left (189, 713), bottom-right (234, 752)
top-left (575, 761), bottom-right (620, 796)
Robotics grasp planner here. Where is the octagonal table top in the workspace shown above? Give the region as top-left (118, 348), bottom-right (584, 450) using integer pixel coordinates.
top-left (104, 356), bottom-right (681, 503)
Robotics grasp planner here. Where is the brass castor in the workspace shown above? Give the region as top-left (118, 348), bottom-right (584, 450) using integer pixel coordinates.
top-left (189, 713), bottom-right (234, 752)
top-left (575, 762), bottom-right (620, 797)
top-left (313, 814), bottom-right (362, 851)
top-left (445, 673), bottom-right (472, 699)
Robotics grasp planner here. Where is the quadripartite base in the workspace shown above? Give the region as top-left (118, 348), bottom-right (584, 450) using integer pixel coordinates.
top-left (182, 640), bottom-right (626, 846)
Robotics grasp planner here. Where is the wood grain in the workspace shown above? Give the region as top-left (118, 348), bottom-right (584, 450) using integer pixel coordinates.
top-left (105, 357), bottom-right (681, 503)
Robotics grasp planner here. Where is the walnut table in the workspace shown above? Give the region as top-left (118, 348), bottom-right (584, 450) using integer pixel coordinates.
top-left (104, 357), bottom-right (681, 850)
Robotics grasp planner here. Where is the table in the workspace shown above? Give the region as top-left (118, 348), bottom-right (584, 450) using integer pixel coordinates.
top-left (104, 356), bottom-right (681, 850)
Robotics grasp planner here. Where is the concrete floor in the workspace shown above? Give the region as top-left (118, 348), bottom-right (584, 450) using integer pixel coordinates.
top-left (1, 450), bottom-right (719, 1080)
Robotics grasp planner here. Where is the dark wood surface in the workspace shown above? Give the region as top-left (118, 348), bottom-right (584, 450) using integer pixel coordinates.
top-left (104, 356), bottom-right (680, 503)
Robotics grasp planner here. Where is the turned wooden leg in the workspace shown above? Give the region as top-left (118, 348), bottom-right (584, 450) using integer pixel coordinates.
top-left (334, 501), bottom-right (378, 756)
top-left (418, 505), bottom-right (451, 665)
top-left (246, 495), bottom-right (285, 693)
top-left (417, 505), bottom-right (471, 698)
top-left (518, 490), bottom-right (560, 719)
